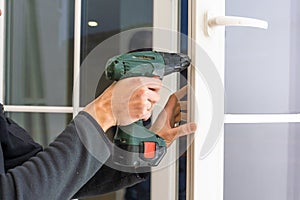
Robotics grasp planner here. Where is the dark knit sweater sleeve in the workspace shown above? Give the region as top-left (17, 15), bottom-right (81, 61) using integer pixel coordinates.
top-left (0, 111), bottom-right (111, 200)
top-left (74, 165), bottom-right (149, 198)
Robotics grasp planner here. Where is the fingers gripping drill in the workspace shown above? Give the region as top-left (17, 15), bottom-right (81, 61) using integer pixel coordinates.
top-left (105, 51), bottom-right (191, 168)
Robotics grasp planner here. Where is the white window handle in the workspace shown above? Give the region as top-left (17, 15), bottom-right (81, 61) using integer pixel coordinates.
top-left (204, 11), bottom-right (268, 36)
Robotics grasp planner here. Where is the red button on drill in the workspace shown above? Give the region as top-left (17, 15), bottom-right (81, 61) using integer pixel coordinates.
top-left (144, 142), bottom-right (156, 159)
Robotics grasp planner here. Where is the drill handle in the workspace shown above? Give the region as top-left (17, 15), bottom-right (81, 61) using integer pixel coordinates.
top-left (112, 121), bottom-right (167, 167)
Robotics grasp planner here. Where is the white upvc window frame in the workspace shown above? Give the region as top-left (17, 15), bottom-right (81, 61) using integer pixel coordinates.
top-left (151, 1), bottom-right (180, 200)
top-left (0, 0), bottom-right (83, 117)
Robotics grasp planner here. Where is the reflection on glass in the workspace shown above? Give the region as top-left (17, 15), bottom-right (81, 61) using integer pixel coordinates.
top-left (5, 1), bottom-right (74, 106)
top-left (224, 123), bottom-right (300, 200)
top-left (7, 112), bottom-right (72, 147)
top-left (225, 0), bottom-right (300, 113)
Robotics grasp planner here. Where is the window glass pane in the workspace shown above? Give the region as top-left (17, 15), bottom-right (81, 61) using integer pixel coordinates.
top-left (224, 123), bottom-right (300, 200)
top-left (7, 112), bottom-right (72, 147)
top-left (79, 1), bottom-right (153, 200)
top-left (225, 0), bottom-right (300, 113)
top-left (79, 0), bottom-right (153, 106)
top-left (5, 1), bottom-right (74, 106)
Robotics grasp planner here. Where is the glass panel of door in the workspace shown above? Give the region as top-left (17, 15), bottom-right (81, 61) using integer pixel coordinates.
top-left (225, 123), bottom-right (300, 200)
top-left (225, 0), bottom-right (300, 114)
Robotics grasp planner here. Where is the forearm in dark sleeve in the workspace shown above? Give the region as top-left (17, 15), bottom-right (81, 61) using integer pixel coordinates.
top-left (0, 112), bottom-right (111, 200)
top-left (74, 164), bottom-right (149, 198)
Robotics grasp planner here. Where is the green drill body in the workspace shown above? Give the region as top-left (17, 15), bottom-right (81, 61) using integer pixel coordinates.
top-left (105, 51), bottom-right (190, 168)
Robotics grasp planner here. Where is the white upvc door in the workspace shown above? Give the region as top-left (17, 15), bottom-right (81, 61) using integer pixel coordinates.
top-left (189, 0), bottom-right (300, 200)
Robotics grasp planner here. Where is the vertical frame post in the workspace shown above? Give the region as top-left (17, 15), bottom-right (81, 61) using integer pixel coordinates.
top-left (151, 0), bottom-right (179, 200)
top-left (73, 0), bottom-right (82, 117)
top-left (187, 0), bottom-right (225, 199)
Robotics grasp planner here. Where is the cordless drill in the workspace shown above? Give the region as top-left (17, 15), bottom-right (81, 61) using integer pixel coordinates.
top-left (105, 51), bottom-right (190, 168)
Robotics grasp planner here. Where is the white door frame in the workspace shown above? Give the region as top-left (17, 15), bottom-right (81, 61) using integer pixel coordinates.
top-left (151, 0), bottom-right (180, 200)
top-left (187, 0), bottom-right (225, 199)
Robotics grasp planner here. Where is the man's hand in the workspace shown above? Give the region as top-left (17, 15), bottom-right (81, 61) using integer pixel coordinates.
top-left (84, 77), bottom-right (162, 132)
top-left (150, 86), bottom-right (197, 147)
